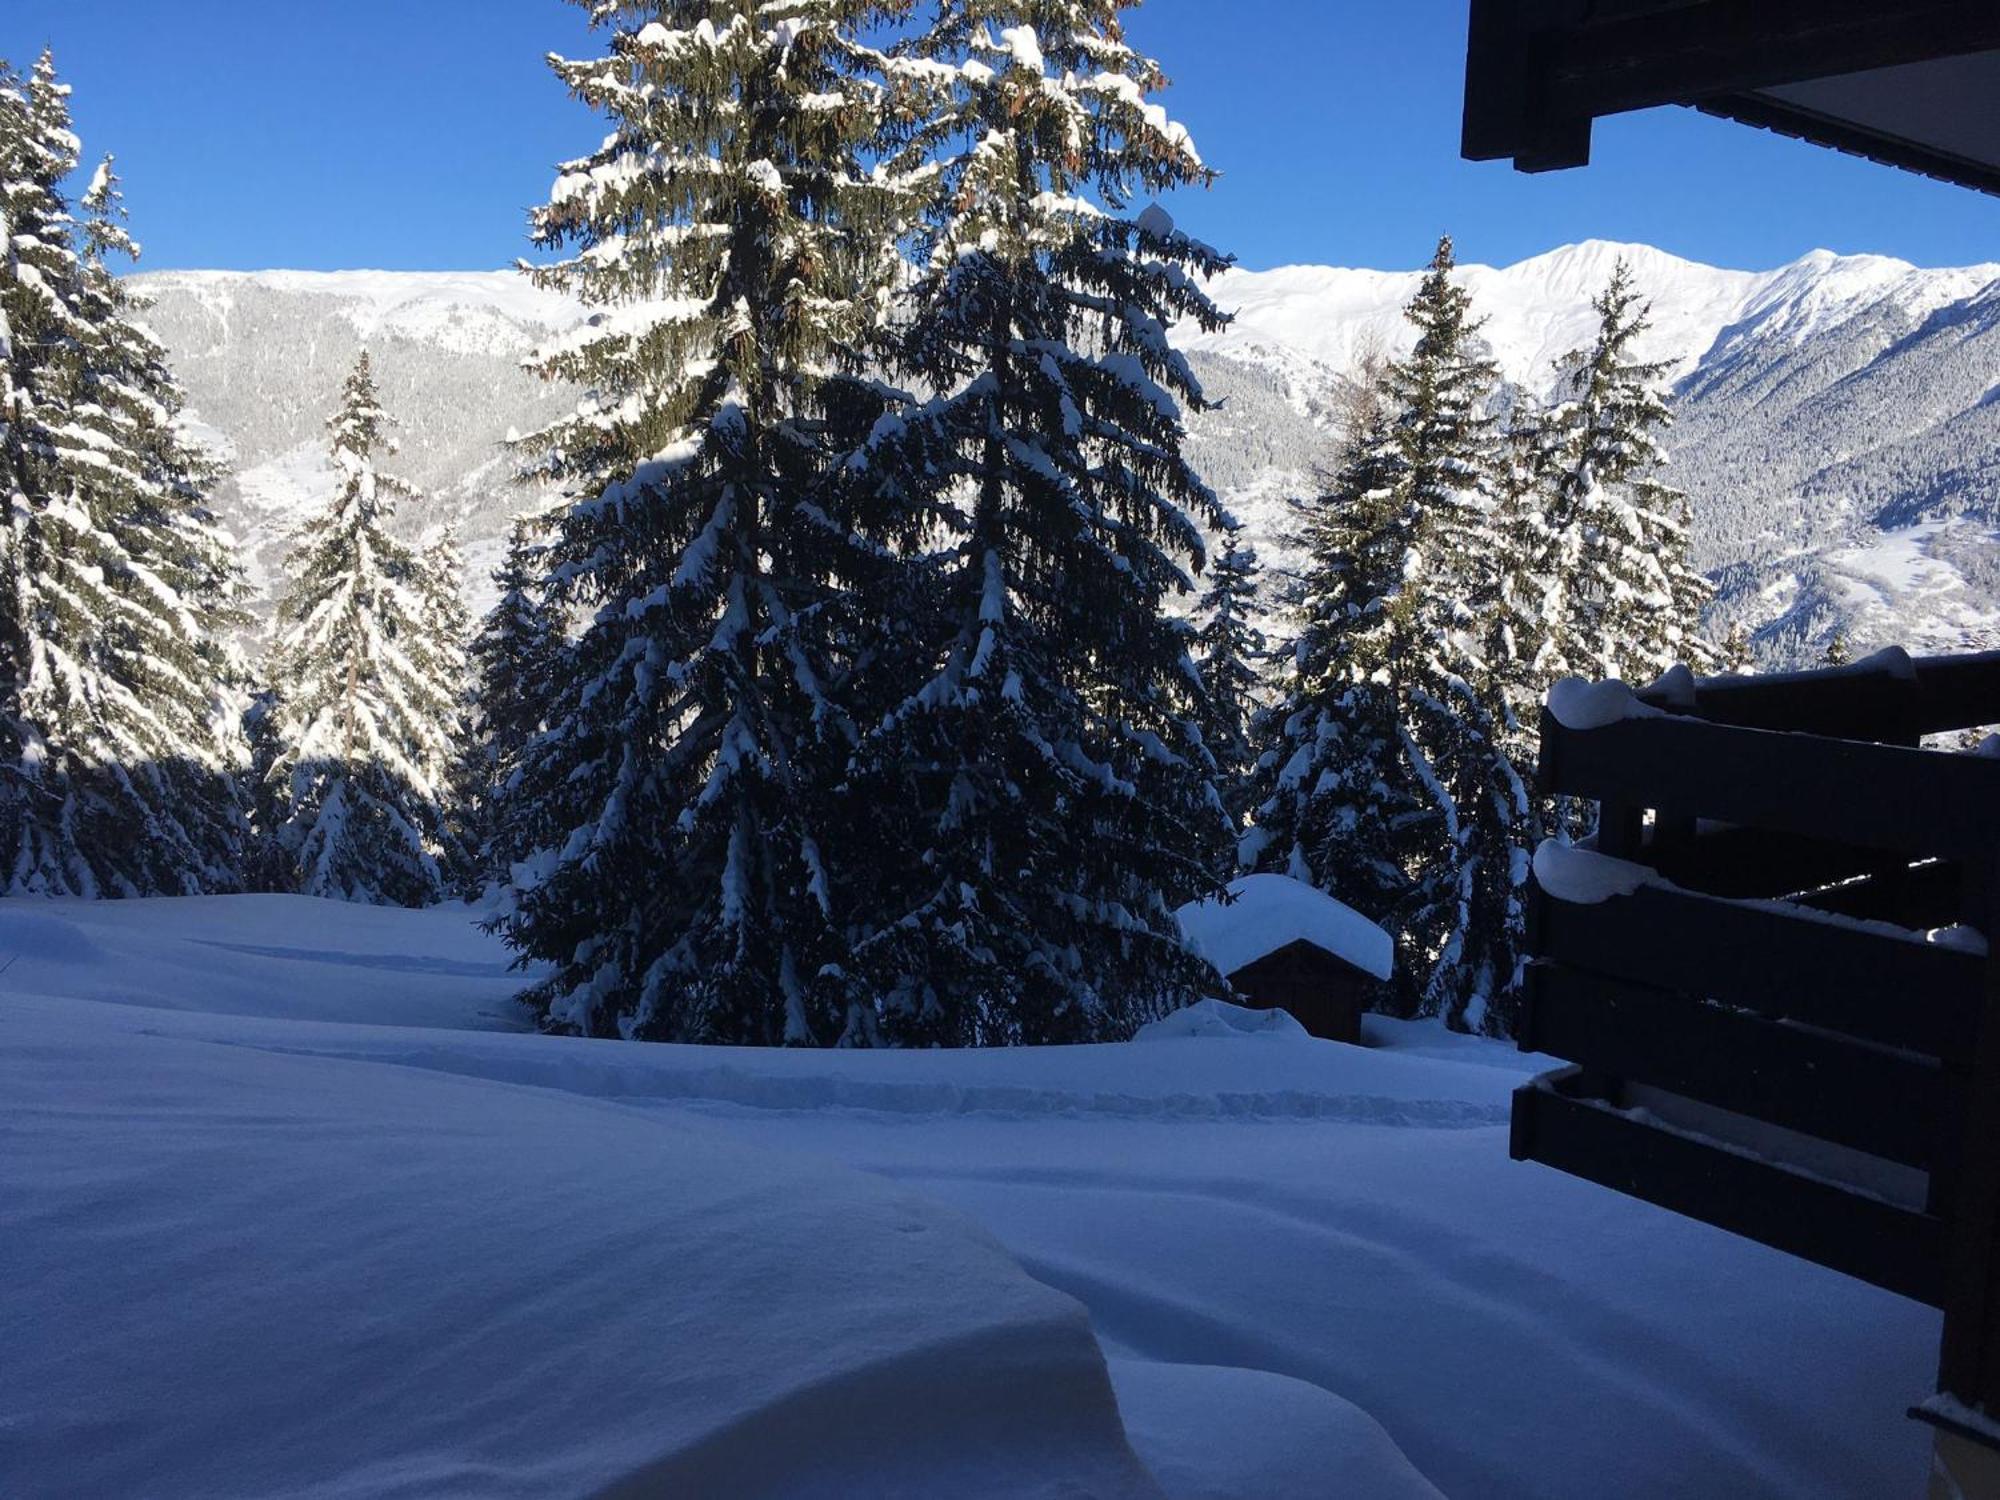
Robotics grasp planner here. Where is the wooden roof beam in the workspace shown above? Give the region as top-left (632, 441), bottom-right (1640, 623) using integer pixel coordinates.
top-left (1464, 0), bottom-right (2000, 174)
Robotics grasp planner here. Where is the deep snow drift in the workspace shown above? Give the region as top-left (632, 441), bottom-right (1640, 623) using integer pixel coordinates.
top-left (2, 896), bottom-right (1939, 1498)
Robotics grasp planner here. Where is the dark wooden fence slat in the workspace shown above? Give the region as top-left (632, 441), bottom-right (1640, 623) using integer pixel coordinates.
top-left (1644, 825), bottom-right (1931, 903)
top-left (1523, 963), bottom-right (1946, 1169)
top-left (1908, 652), bottom-right (2000, 736)
top-left (1640, 660), bottom-right (1923, 742)
top-left (1938, 880), bottom-right (2000, 1406)
top-left (1530, 883), bottom-right (1982, 1061)
top-left (1794, 858), bottom-right (1964, 934)
top-left (1513, 1069), bottom-right (1945, 1307)
top-left (1626, 652), bottom-right (2000, 738)
top-left (1539, 709), bottom-right (2000, 862)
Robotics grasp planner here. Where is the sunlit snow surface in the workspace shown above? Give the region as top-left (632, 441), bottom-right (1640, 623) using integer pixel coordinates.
top-left (3, 897), bottom-right (1935, 1498)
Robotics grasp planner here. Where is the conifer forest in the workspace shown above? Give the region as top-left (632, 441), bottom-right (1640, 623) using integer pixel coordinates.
top-left (0, 12), bottom-right (1713, 1046)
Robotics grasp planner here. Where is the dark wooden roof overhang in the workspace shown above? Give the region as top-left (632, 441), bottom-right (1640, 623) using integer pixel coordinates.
top-left (1462, 1), bottom-right (2000, 197)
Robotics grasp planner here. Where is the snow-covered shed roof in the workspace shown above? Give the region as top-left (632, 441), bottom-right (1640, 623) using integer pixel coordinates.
top-left (1177, 875), bottom-right (1394, 983)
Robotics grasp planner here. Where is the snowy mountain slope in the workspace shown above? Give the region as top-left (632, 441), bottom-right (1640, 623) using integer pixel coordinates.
top-left (1179, 240), bottom-right (2000, 664)
top-left (133, 269), bottom-right (580, 618)
top-left (1181, 241), bottom-right (1770, 390)
top-left (135, 241), bottom-right (2000, 663)
top-left (3, 893), bottom-right (1934, 1497)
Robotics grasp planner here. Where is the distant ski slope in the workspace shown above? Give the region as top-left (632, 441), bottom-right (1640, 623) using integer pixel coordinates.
top-left (136, 239), bottom-right (2000, 664)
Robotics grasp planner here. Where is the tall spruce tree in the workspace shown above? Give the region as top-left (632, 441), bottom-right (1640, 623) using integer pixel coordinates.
top-left (501, 3), bottom-right (914, 1042)
top-left (417, 524), bottom-right (477, 890)
top-left (1481, 400), bottom-right (1558, 768)
top-left (1251, 239), bottom-right (1532, 1032)
top-left (257, 354), bottom-right (461, 905)
top-left (1193, 516), bottom-right (1268, 830)
top-left (465, 510), bottom-right (564, 887)
top-left (1541, 261), bottom-right (1713, 686)
top-left (1247, 417), bottom-right (1433, 995)
top-left (75, 156), bottom-right (254, 880)
top-left (829, 5), bottom-right (1235, 1046)
top-left (0, 54), bottom-right (248, 896)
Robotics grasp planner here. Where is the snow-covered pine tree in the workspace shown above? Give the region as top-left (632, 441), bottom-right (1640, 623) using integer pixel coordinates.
top-left (415, 524), bottom-right (476, 890)
top-left (465, 511), bottom-right (564, 887)
top-left (1823, 628), bottom-right (1852, 667)
top-left (1247, 418), bottom-right (1434, 1006)
top-left (1379, 238), bottom-right (1533, 1033)
top-left (832, 5), bottom-right (1236, 1046)
top-left (1542, 260), bottom-right (1714, 685)
top-left (1250, 238), bottom-right (1532, 1032)
top-left (1721, 620), bottom-right (1753, 672)
top-left (1193, 516), bottom-right (1268, 829)
top-left (0, 54), bottom-right (248, 896)
top-left (257, 354), bottom-right (460, 905)
top-left (74, 155), bottom-right (254, 883)
top-left (1481, 398), bottom-right (1560, 776)
top-left (503, 3), bottom-right (915, 1042)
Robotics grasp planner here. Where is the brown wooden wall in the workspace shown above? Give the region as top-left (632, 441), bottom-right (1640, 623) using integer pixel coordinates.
top-left (1228, 940), bottom-right (1375, 1044)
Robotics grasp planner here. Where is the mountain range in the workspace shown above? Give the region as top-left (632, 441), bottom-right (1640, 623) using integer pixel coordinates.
top-left (131, 239), bottom-right (2000, 665)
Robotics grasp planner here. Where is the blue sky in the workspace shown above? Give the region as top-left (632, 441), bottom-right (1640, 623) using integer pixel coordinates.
top-left (9, 0), bottom-right (1997, 275)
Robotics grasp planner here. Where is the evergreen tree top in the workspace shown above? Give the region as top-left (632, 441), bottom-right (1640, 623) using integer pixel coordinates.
top-left (1547, 257), bottom-right (1678, 495)
top-left (3, 53), bottom-right (80, 273)
top-left (80, 155), bottom-right (140, 267)
top-left (906, 3), bottom-right (1213, 194)
top-left (530, 2), bottom-right (912, 325)
top-left (27, 49), bottom-right (79, 157)
top-left (522, 0), bottom-right (922, 535)
top-left (1403, 236), bottom-right (1488, 370)
top-left (329, 353), bottom-right (394, 457)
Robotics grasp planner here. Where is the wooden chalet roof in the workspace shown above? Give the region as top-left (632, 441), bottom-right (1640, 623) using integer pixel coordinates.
top-left (1462, 1), bottom-right (2000, 197)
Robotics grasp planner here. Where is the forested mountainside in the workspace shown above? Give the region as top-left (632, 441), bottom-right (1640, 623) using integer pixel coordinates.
top-left (129, 271), bottom-right (579, 616)
top-left (135, 239), bottom-right (2000, 662)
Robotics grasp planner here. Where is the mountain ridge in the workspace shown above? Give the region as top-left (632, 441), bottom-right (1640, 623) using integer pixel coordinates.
top-left (131, 239), bottom-right (2000, 662)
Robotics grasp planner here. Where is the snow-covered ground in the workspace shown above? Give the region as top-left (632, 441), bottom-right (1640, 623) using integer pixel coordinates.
top-left (1825, 521), bottom-right (2000, 657)
top-left (3, 897), bottom-right (1939, 1497)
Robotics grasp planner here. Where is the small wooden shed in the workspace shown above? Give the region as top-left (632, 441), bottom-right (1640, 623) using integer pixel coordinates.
top-left (1176, 875), bottom-right (1395, 1044)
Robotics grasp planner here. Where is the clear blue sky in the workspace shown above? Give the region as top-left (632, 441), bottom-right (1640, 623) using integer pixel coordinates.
top-left (9, 0), bottom-right (1997, 275)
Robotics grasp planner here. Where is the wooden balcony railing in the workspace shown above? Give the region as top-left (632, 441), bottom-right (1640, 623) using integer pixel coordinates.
top-left (1515, 648), bottom-right (2000, 1417)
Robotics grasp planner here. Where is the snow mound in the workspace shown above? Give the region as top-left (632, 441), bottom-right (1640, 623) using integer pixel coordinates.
top-left (1136, 997), bottom-right (1311, 1042)
top-left (0, 895), bottom-right (534, 1030)
top-left (1545, 676), bottom-right (1662, 731)
top-left (1109, 1360), bottom-right (1445, 1500)
top-left (5, 999), bottom-right (1161, 1500)
top-left (1531, 840), bottom-right (1656, 905)
top-left (1178, 873), bottom-right (1393, 982)
top-left (0, 907), bottom-right (103, 965)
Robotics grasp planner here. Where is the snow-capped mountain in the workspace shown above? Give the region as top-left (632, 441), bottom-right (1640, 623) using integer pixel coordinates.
top-left (1180, 240), bottom-right (2000, 664)
top-left (135, 239), bottom-right (2000, 663)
